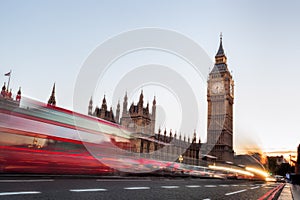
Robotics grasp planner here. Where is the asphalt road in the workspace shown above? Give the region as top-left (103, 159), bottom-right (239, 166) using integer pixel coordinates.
top-left (0, 176), bottom-right (283, 200)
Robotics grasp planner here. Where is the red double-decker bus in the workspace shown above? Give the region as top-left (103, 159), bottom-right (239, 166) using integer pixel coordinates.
top-left (0, 96), bottom-right (151, 175)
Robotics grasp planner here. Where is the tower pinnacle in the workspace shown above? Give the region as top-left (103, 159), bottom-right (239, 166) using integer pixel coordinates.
top-left (216, 32), bottom-right (225, 57)
top-left (214, 33), bottom-right (227, 66)
top-left (47, 83), bottom-right (56, 106)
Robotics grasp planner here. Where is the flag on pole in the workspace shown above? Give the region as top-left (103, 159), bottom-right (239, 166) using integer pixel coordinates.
top-left (4, 71), bottom-right (11, 76)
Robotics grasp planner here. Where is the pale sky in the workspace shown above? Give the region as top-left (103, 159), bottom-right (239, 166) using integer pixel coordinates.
top-left (1, 0), bottom-right (300, 154)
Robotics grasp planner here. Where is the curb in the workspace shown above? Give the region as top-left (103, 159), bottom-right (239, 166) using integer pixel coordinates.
top-left (278, 184), bottom-right (293, 200)
top-left (258, 183), bottom-right (285, 200)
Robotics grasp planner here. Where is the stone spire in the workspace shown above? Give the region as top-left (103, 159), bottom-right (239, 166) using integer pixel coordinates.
top-left (138, 90), bottom-right (144, 115)
top-left (99, 95), bottom-right (107, 118)
top-left (138, 90), bottom-right (143, 106)
top-left (47, 83), bottom-right (56, 106)
top-left (101, 95), bottom-right (107, 111)
top-left (2, 82), bottom-right (6, 92)
top-left (151, 96), bottom-right (156, 134)
top-left (215, 33), bottom-right (227, 65)
top-left (115, 100), bottom-right (120, 124)
top-left (146, 102), bottom-right (149, 113)
top-left (16, 87), bottom-right (21, 101)
top-left (88, 96), bottom-right (93, 115)
top-left (1, 82), bottom-right (6, 97)
top-left (109, 106), bottom-right (113, 119)
top-left (122, 91), bottom-right (128, 117)
top-left (158, 126), bottom-right (161, 140)
top-left (216, 32), bottom-right (225, 57)
top-left (152, 96), bottom-right (156, 119)
top-left (193, 130), bottom-right (197, 143)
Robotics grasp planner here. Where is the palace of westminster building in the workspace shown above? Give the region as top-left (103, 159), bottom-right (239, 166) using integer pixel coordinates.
top-left (54, 36), bottom-right (235, 165)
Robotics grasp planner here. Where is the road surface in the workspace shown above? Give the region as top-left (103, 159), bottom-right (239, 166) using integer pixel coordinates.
top-left (0, 176), bottom-right (284, 200)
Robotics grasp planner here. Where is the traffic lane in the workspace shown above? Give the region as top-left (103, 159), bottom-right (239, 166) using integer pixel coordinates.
top-left (0, 177), bottom-right (281, 200)
top-left (0, 177), bottom-right (257, 193)
top-left (0, 183), bottom-right (281, 200)
top-left (221, 183), bottom-right (283, 200)
top-left (66, 181), bottom-right (282, 200)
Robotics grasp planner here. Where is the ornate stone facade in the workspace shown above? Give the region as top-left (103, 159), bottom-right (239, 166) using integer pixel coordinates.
top-left (87, 36), bottom-right (235, 165)
top-left (88, 91), bottom-right (201, 165)
top-left (119, 91), bottom-right (156, 135)
top-left (206, 35), bottom-right (234, 162)
top-left (88, 90), bottom-right (155, 129)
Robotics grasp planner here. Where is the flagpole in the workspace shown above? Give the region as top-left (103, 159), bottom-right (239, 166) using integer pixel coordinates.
top-left (7, 70), bottom-right (11, 92)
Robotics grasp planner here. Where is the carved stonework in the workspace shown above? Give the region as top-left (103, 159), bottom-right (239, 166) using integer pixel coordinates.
top-left (207, 35), bottom-right (234, 162)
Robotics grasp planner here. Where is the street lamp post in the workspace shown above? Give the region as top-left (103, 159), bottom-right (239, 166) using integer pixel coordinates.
top-left (179, 155), bottom-right (183, 163)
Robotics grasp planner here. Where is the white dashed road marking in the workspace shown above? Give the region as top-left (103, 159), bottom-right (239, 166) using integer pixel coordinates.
top-left (0, 179), bottom-right (54, 183)
top-left (0, 191), bottom-right (41, 196)
top-left (124, 187), bottom-right (150, 190)
top-left (161, 186), bottom-right (179, 189)
top-left (96, 179), bottom-right (151, 182)
top-left (225, 189), bottom-right (247, 196)
top-left (205, 185), bottom-right (217, 188)
top-left (70, 189), bottom-right (107, 192)
top-left (250, 186), bottom-right (260, 190)
top-left (219, 184), bottom-right (229, 187)
top-left (186, 185), bottom-right (201, 188)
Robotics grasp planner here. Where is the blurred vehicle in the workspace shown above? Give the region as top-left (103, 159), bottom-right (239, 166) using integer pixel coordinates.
top-left (274, 175), bottom-right (285, 182)
top-left (265, 176), bottom-right (277, 182)
top-left (0, 97), bottom-right (168, 175)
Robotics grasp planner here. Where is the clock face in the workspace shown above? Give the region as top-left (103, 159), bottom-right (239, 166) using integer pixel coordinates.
top-left (212, 82), bottom-right (224, 94)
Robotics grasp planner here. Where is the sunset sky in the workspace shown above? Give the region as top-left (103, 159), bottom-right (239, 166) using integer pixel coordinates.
top-left (0, 1), bottom-right (299, 155)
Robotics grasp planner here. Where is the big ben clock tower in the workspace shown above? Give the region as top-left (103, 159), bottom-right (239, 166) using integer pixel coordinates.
top-left (207, 34), bottom-right (234, 162)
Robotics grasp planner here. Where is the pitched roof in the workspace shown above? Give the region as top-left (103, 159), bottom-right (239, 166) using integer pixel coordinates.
top-left (216, 35), bottom-right (225, 57)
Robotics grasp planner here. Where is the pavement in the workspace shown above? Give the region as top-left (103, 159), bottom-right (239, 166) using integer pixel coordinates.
top-left (278, 183), bottom-right (300, 200)
top-left (290, 184), bottom-right (300, 200)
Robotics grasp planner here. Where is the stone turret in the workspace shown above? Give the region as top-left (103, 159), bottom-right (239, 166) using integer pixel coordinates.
top-left (120, 90), bottom-right (156, 135)
top-left (93, 95), bottom-right (115, 123)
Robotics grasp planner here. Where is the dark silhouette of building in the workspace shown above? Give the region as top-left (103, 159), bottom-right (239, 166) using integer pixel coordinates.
top-left (296, 144), bottom-right (300, 174)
